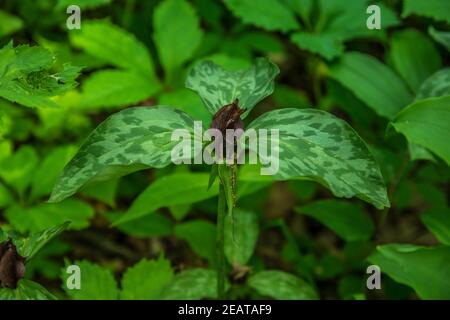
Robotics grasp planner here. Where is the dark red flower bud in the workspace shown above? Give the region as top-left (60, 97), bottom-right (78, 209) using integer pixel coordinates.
top-left (0, 240), bottom-right (26, 289)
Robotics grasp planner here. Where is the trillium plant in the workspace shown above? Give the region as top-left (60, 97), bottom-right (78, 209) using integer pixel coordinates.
top-left (50, 58), bottom-right (389, 299)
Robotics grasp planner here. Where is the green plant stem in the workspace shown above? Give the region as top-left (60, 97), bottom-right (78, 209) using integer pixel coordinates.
top-left (216, 183), bottom-right (226, 299)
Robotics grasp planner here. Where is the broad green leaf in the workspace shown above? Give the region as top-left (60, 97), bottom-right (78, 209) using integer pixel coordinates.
top-left (62, 260), bottom-right (119, 300)
top-left (224, 0), bottom-right (299, 32)
top-left (105, 211), bottom-right (173, 237)
top-left (153, 0), bottom-right (203, 80)
top-left (186, 58), bottom-right (279, 116)
top-left (0, 279), bottom-right (56, 300)
top-left (0, 43), bottom-right (81, 108)
top-left (0, 10), bottom-right (23, 37)
top-left (174, 220), bottom-right (216, 265)
top-left (248, 270), bottom-right (319, 300)
top-left (420, 207), bottom-right (450, 245)
top-left (238, 32), bottom-right (284, 54)
top-left (389, 29), bottom-right (442, 92)
top-left (79, 70), bottom-right (161, 109)
top-left (158, 88), bottom-right (211, 125)
top-left (49, 107), bottom-right (196, 203)
top-left (14, 222), bottom-right (69, 260)
top-left (5, 200), bottom-right (94, 233)
top-left (248, 108), bottom-right (389, 209)
top-left (416, 68), bottom-right (450, 100)
top-left (390, 96), bottom-right (450, 166)
top-left (402, 0), bottom-right (450, 24)
top-left (82, 179), bottom-right (118, 207)
top-left (0, 145), bottom-right (38, 196)
top-left (291, 32), bottom-right (344, 61)
top-left (160, 269), bottom-right (219, 299)
top-left (121, 257), bottom-right (174, 299)
top-left (224, 208), bottom-right (259, 266)
top-left (429, 27), bottom-right (450, 52)
top-left (284, 0), bottom-right (313, 22)
top-left (368, 244), bottom-right (450, 299)
top-left (0, 182), bottom-right (12, 209)
top-left (329, 52), bottom-right (413, 119)
top-left (295, 200), bottom-right (374, 241)
top-left (115, 172), bottom-right (219, 225)
top-left (30, 145), bottom-right (77, 201)
top-left (409, 143), bottom-right (436, 163)
top-left (70, 21), bottom-right (156, 79)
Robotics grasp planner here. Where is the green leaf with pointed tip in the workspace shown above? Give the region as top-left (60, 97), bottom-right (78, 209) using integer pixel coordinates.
top-left (420, 207), bottom-right (450, 245)
top-left (402, 0), bottom-right (450, 24)
top-left (160, 269), bottom-right (221, 299)
top-left (114, 172), bottom-right (219, 225)
top-left (49, 107), bottom-right (196, 203)
top-left (186, 58), bottom-right (279, 116)
top-left (416, 68), bottom-right (450, 100)
top-left (224, 208), bottom-right (259, 266)
top-left (248, 108), bottom-right (389, 209)
top-left (62, 260), bottom-right (119, 300)
top-left (429, 27), bottom-right (450, 52)
top-left (291, 32), bottom-right (344, 61)
top-left (389, 29), bottom-right (442, 92)
top-left (174, 220), bottom-right (216, 265)
top-left (248, 270), bottom-right (319, 300)
top-left (153, 0), bottom-right (203, 80)
top-left (368, 244), bottom-right (450, 299)
top-left (120, 257), bottom-right (174, 300)
top-left (79, 69), bottom-right (161, 109)
top-left (14, 222), bottom-right (70, 260)
top-left (224, 0), bottom-right (299, 32)
top-left (329, 52), bottom-right (413, 119)
top-left (390, 96), bottom-right (450, 166)
top-left (0, 10), bottom-right (23, 37)
top-left (70, 21), bottom-right (156, 79)
top-left (295, 200), bottom-right (374, 241)
top-left (0, 279), bottom-right (56, 300)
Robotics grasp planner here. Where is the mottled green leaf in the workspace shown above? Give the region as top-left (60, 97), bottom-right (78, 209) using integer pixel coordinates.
top-left (0, 280), bottom-right (56, 300)
top-left (368, 244), bottom-right (450, 299)
top-left (295, 200), bottom-right (374, 241)
top-left (153, 0), bottom-right (203, 79)
top-left (390, 96), bottom-right (450, 166)
top-left (174, 220), bottom-right (216, 265)
top-left (402, 0), bottom-right (450, 24)
top-left (15, 222), bottom-right (70, 260)
top-left (389, 29), bottom-right (442, 92)
top-left (248, 270), bottom-right (319, 300)
top-left (420, 207), bottom-right (450, 245)
top-left (121, 257), bottom-right (174, 299)
top-left (329, 52), bottom-right (413, 119)
top-left (5, 200), bottom-right (94, 233)
top-left (291, 32), bottom-right (344, 61)
top-left (50, 107), bottom-right (196, 203)
top-left (225, 208), bottom-right (259, 266)
top-left (416, 68), bottom-right (450, 100)
top-left (248, 108), bottom-right (389, 209)
top-left (186, 58), bottom-right (279, 116)
top-left (79, 70), bottom-right (161, 109)
top-left (115, 172), bottom-right (219, 225)
top-left (224, 0), bottom-right (299, 32)
top-left (429, 27), bottom-right (450, 52)
top-left (62, 260), bottom-right (119, 300)
top-left (70, 21), bottom-right (155, 79)
top-left (160, 269), bottom-right (219, 299)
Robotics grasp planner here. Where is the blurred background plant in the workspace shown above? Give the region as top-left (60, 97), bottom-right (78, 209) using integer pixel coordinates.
top-left (0, 0), bottom-right (449, 300)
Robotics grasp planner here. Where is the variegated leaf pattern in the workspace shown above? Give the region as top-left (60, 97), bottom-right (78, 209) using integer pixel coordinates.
top-left (49, 107), bottom-right (197, 203)
top-left (247, 108), bottom-right (389, 209)
top-left (185, 58), bottom-right (279, 117)
top-left (416, 68), bottom-right (450, 100)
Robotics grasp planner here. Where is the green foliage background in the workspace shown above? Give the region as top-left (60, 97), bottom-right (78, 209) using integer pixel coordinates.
top-left (0, 0), bottom-right (449, 300)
